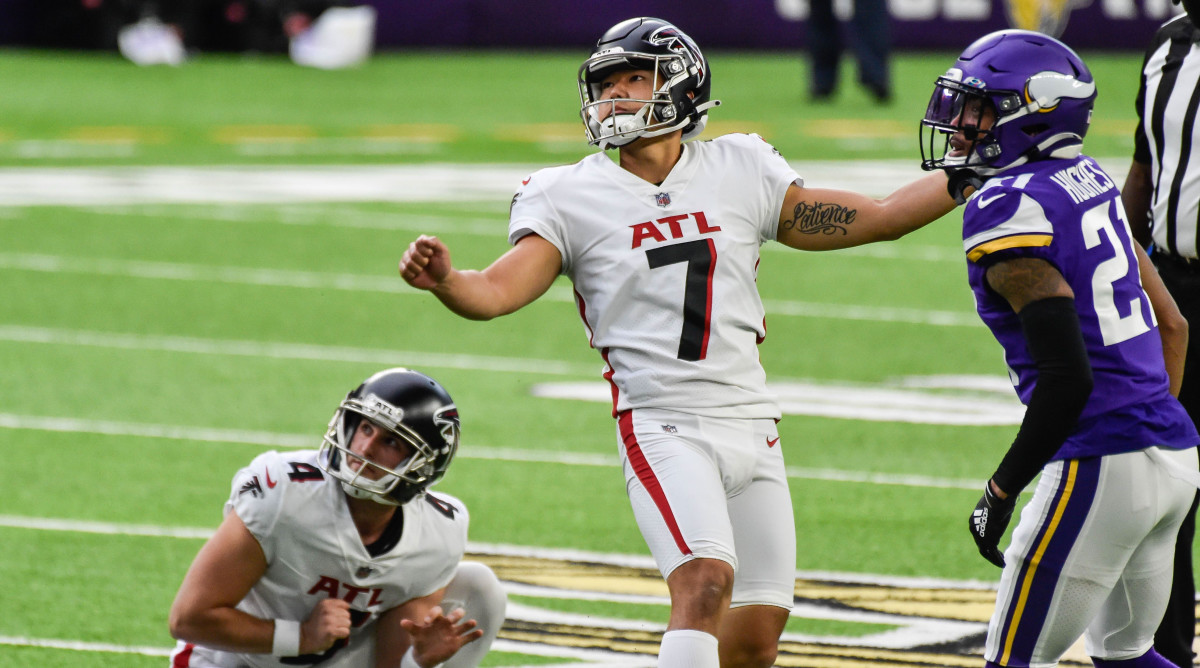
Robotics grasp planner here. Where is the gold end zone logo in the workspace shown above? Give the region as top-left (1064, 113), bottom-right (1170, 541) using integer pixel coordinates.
top-left (1003, 0), bottom-right (1088, 37)
top-left (468, 548), bottom-right (1094, 666)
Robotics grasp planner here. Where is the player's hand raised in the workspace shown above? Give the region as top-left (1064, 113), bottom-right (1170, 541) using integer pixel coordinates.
top-left (969, 480), bottom-right (1016, 568)
top-left (400, 605), bottom-right (484, 667)
top-left (400, 235), bottom-right (453, 291)
top-left (300, 598), bottom-right (352, 654)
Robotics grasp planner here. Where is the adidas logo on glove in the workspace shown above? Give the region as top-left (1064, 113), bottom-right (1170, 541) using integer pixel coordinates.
top-left (972, 507), bottom-right (988, 537)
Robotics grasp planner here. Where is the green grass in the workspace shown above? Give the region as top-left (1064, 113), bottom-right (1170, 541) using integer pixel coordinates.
top-left (0, 48), bottom-right (1142, 166)
top-left (0, 48), bottom-right (1148, 667)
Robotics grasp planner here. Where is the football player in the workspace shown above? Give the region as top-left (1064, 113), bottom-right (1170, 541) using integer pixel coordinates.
top-left (167, 368), bottom-right (505, 668)
top-left (919, 30), bottom-right (1200, 668)
top-left (399, 17), bottom-right (958, 668)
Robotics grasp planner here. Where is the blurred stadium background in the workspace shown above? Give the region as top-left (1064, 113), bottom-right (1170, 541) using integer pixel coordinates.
top-left (0, 1), bottom-right (1186, 667)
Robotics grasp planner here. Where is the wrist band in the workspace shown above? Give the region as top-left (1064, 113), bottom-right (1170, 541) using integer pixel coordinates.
top-left (272, 619), bottom-right (301, 657)
top-left (400, 646), bottom-right (423, 668)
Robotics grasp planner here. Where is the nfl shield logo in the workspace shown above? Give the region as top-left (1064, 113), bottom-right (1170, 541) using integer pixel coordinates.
top-left (655, 192), bottom-right (671, 207)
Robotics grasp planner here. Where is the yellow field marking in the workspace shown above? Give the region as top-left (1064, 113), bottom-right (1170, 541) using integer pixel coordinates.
top-left (493, 122), bottom-right (583, 143)
top-left (794, 581), bottom-right (996, 623)
top-left (1089, 118), bottom-right (1139, 137)
top-left (66, 126), bottom-right (168, 144)
top-left (703, 119), bottom-right (774, 138)
top-left (362, 123), bottom-right (460, 142)
top-left (212, 124), bottom-right (316, 144)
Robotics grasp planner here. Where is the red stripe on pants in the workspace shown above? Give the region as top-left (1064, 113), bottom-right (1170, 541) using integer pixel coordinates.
top-left (172, 643), bottom-right (194, 667)
top-left (618, 410), bottom-right (691, 555)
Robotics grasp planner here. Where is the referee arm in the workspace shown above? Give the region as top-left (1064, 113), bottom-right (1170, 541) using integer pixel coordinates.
top-left (1122, 158), bottom-right (1154, 248)
top-left (1122, 158), bottom-right (1188, 396)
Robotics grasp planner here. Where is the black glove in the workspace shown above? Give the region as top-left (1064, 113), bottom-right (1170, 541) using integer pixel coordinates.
top-left (969, 481), bottom-right (1016, 568)
top-left (947, 169), bottom-right (984, 205)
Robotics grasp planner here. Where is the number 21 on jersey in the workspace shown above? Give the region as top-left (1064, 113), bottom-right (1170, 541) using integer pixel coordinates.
top-left (1082, 199), bottom-right (1155, 346)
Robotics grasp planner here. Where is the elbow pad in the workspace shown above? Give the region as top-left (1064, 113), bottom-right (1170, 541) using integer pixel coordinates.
top-left (991, 296), bottom-right (1094, 495)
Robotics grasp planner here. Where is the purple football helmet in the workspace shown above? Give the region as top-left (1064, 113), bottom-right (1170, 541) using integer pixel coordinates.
top-left (920, 30), bottom-right (1096, 176)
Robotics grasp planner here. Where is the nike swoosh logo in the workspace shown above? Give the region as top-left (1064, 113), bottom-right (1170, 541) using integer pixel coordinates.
top-left (521, 177), bottom-right (531, 185)
top-left (975, 192), bottom-right (1004, 209)
top-left (265, 468), bottom-right (277, 488)
top-left (767, 437), bottom-right (779, 448)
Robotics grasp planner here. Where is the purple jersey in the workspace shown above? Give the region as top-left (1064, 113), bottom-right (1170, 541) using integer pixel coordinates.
top-left (963, 155), bottom-right (1197, 460)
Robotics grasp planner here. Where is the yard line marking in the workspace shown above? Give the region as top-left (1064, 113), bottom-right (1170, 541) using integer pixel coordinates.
top-left (0, 635), bottom-right (171, 657)
top-left (761, 298), bottom-right (978, 327)
top-left (82, 203), bottom-right (510, 235)
top-left (0, 634), bottom-right (645, 667)
top-left (532, 379), bottom-right (1023, 426)
top-left (0, 160), bottom-right (1129, 206)
top-left (73, 202), bottom-right (963, 262)
top-left (0, 412), bottom-right (313, 449)
top-left (0, 514), bottom-right (993, 590)
top-left (0, 252), bottom-right (417, 293)
top-left (0, 252), bottom-right (981, 326)
top-left (0, 413), bottom-right (981, 489)
top-left (0, 325), bottom-right (598, 376)
top-left (0, 164), bottom-right (541, 205)
top-left (0, 515), bottom-right (215, 539)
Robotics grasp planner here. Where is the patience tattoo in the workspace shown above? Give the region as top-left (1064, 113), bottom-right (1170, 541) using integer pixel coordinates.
top-left (785, 201), bottom-right (857, 235)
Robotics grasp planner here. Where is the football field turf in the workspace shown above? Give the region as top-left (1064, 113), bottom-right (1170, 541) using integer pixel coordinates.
top-left (0, 47), bottom-right (1163, 666)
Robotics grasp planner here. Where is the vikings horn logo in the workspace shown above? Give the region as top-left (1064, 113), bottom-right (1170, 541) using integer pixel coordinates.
top-left (648, 25), bottom-right (706, 84)
top-left (1003, 0), bottom-right (1088, 37)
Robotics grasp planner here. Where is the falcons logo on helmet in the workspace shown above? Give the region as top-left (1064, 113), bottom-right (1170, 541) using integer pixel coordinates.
top-left (648, 26), bottom-right (705, 83)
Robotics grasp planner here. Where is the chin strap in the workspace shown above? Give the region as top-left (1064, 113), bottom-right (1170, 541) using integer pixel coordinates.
top-left (947, 169), bottom-right (984, 205)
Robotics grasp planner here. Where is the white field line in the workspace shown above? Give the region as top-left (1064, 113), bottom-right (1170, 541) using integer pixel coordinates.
top-left (0, 162), bottom-right (893, 206)
top-left (0, 634), bottom-right (647, 667)
top-left (81, 202), bottom-right (511, 235)
top-left (0, 160), bottom-right (1130, 206)
top-left (0, 164), bottom-right (541, 205)
top-left (0, 325), bottom-right (598, 377)
top-left (0, 252), bottom-right (980, 327)
top-left (0, 515), bottom-right (994, 591)
top-left (0, 635), bottom-right (170, 657)
top-left (73, 201), bottom-right (963, 263)
top-left (0, 413), bottom-right (981, 490)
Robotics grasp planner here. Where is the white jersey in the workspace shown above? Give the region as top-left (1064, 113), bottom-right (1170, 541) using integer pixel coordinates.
top-left (509, 133), bottom-right (801, 418)
top-left (170, 449), bottom-right (469, 668)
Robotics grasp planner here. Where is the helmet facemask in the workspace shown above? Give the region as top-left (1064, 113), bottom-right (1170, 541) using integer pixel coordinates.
top-left (920, 78), bottom-right (1007, 175)
top-left (319, 393), bottom-right (460, 506)
top-left (579, 53), bottom-right (700, 150)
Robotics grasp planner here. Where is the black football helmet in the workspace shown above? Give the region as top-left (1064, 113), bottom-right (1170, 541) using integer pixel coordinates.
top-left (319, 368), bottom-right (460, 506)
top-left (578, 17), bottom-right (720, 149)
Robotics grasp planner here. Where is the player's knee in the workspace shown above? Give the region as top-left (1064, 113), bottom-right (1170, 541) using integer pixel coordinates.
top-left (445, 561), bottom-right (507, 620)
top-left (667, 558), bottom-right (734, 614)
top-left (718, 610), bottom-right (784, 668)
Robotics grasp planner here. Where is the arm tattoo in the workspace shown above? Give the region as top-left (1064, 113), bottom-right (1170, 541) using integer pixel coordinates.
top-left (783, 201), bottom-right (857, 236)
top-left (986, 258), bottom-right (1071, 311)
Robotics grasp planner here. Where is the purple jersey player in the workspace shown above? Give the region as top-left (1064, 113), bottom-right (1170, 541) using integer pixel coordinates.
top-left (920, 30), bottom-right (1200, 668)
